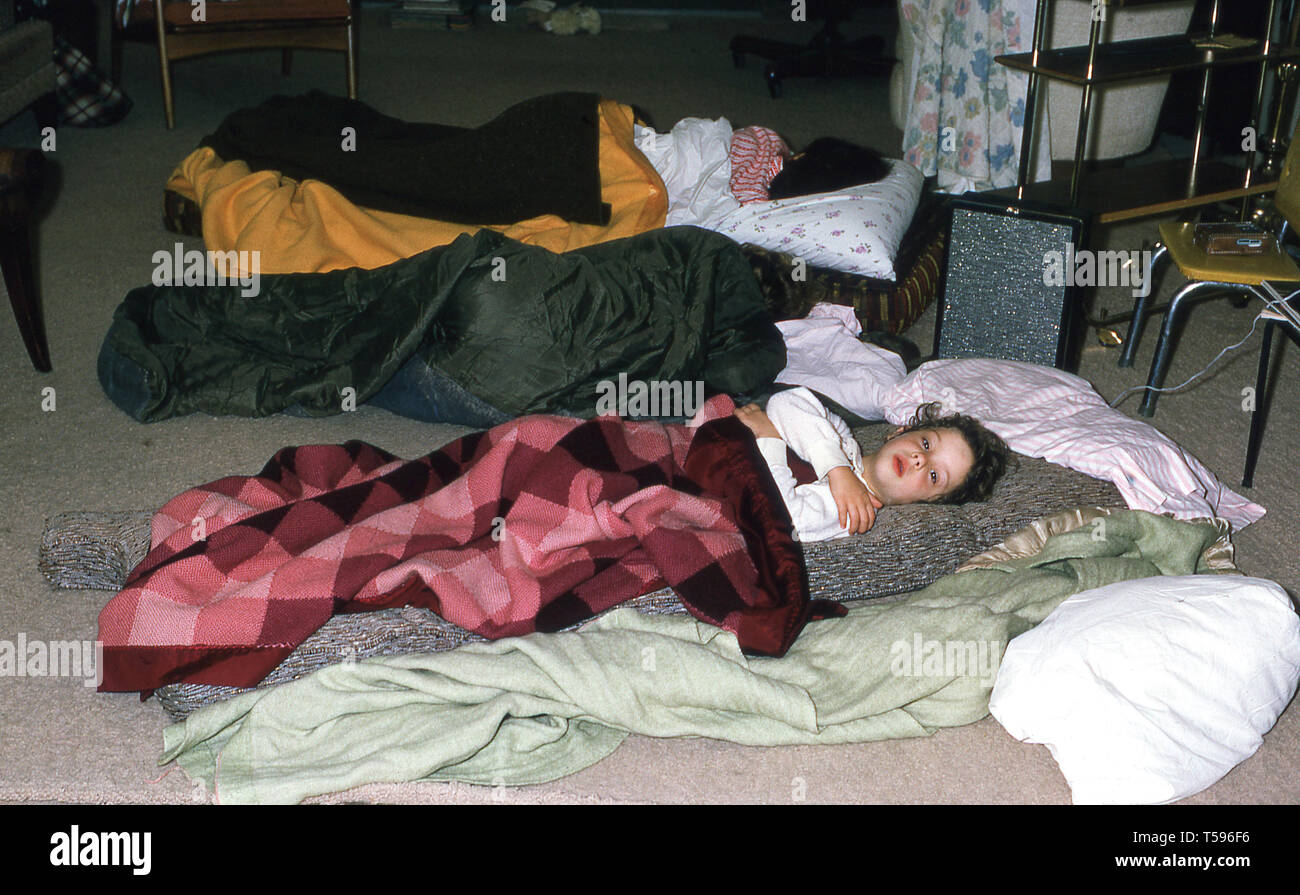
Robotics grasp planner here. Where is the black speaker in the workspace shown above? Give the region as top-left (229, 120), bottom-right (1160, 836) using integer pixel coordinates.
top-left (933, 193), bottom-right (1092, 371)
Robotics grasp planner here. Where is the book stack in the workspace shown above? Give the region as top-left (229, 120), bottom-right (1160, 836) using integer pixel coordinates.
top-left (390, 0), bottom-right (477, 30)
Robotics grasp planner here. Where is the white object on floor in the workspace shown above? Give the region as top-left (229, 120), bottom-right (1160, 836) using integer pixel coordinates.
top-left (543, 3), bottom-right (601, 35)
top-left (632, 118), bottom-right (740, 227)
top-left (705, 158), bottom-right (925, 280)
top-left (632, 117), bottom-right (925, 279)
top-left (776, 302), bottom-right (906, 418)
top-left (989, 574), bottom-right (1300, 805)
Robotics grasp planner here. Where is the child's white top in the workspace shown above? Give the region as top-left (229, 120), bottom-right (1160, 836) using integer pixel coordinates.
top-left (773, 303), bottom-right (906, 419)
top-left (754, 386), bottom-right (872, 542)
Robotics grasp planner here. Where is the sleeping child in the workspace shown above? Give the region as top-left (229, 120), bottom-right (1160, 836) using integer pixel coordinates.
top-left (734, 387), bottom-right (1009, 542)
top-left (633, 117), bottom-right (890, 226)
top-left (730, 129), bottom-right (891, 203)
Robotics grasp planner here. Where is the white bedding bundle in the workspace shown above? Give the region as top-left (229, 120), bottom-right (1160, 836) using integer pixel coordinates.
top-left (633, 118), bottom-right (926, 280)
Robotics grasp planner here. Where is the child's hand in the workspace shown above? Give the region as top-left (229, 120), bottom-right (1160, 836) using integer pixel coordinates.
top-left (827, 466), bottom-right (883, 534)
top-left (734, 403), bottom-right (780, 440)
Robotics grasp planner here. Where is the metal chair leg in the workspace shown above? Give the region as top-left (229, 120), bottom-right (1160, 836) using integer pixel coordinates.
top-left (346, 20), bottom-right (358, 99)
top-left (1242, 319), bottom-right (1277, 487)
top-left (1118, 242), bottom-right (1169, 368)
top-left (1137, 280), bottom-right (1237, 417)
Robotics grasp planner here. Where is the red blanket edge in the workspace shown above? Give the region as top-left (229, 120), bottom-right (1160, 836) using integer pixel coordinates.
top-left (678, 416), bottom-right (846, 657)
top-left (98, 416), bottom-right (839, 694)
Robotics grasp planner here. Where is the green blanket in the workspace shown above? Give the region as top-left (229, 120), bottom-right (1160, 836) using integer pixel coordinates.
top-left (160, 510), bottom-right (1228, 804)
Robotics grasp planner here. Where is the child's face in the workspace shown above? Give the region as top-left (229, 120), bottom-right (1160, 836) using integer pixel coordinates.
top-left (865, 427), bottom-right (974, 506)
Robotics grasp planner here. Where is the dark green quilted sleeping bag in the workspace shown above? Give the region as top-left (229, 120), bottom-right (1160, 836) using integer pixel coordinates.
top-left (98, 226), bottom-right (786, 423)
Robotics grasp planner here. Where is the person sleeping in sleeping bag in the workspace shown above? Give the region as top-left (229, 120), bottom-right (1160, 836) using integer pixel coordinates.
top-left (734, 387), bottom-right (1009, 542)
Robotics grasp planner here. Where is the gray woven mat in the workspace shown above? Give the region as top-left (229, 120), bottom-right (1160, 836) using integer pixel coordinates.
top-left (40, 427), bottom-right (1125, 719)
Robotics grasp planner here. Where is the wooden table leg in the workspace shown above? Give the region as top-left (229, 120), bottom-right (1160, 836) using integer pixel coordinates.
top-left (0, 149), bottom-right (51, 373)
top-left (0, 221), bottom-right (52, 373)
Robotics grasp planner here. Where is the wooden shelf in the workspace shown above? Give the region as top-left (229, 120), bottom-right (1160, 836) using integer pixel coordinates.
top-left (997, 32), bottom-right (1300, 85)
top-left (986, 159), bottom-right (1278, 223)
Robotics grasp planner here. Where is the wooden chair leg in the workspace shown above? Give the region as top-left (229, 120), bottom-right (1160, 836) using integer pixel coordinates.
top-left (160, 56), bottom-right (175, 130)
top-left (31, 92), bottom-right (60, 132)
top-left (155, 6), bottom-right (175, 129)
top-left (346, 23), bottom-right (358, 98)
top-left (100, 0), bottom-right (120, 84)
top-left (111, 28), bottom-right (123, 86)
top-left (0, 222), bottom-right (52, 374)
top-left (0, 149), bottom-right (51, 372)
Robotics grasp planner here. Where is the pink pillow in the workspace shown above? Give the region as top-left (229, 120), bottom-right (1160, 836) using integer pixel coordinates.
top-left (880, 359), bottom-right (1265, 530)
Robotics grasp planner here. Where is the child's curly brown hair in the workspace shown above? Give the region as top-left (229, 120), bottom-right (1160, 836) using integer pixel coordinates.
top-left (897, 402), bottom-right (1010, 505)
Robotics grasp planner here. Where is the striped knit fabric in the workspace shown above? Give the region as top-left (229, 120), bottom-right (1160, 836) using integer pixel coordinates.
top-left (729, 126), bottom-right (790, 204)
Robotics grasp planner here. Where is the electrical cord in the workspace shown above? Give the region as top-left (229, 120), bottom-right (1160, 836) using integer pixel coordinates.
top-left (1108, 284), bottom-right (1300, 408)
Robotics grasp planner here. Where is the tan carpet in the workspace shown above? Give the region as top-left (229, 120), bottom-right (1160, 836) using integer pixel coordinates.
top-left (0, 7), bottom-right (1295, 805)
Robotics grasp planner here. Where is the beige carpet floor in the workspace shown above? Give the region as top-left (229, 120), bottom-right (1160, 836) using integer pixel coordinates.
top-left (0, 5), bottom-right (1296, 805)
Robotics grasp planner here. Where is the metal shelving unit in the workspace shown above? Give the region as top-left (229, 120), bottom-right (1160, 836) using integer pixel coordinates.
top-left (992, 0), bottom-right (1291, 222)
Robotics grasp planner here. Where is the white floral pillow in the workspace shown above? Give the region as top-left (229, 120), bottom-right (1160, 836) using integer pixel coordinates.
top-left (704, 158), bottom-right (925, 280)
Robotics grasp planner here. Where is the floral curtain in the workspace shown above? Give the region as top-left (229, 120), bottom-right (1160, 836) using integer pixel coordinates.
top-left (901, 0), bottom-right (1051, 193)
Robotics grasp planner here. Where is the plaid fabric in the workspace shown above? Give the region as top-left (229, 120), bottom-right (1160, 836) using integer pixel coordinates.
top-left (16, 0), bottom-right (132, 126)
top-left (52, 34), bottom-right (131, 126)
top-left (98, 395), bottom-right (841, 693)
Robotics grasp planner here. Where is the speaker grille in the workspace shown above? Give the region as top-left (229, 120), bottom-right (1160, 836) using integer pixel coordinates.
top-left (938, 209), bottom-right (1079, 367)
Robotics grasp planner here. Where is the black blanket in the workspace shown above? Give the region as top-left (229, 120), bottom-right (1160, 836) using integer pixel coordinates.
top-left (199, 90), bottom-right (609, 226)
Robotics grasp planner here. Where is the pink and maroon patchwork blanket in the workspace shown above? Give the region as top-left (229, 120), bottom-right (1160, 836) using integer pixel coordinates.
top-left (98, 395), bottom-right (843, 693)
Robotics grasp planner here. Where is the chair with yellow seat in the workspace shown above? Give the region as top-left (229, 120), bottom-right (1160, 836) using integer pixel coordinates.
top-left (125, 0), bottom-right (356, 129)
top-left (1118, 129), bottom-right (1300, 417)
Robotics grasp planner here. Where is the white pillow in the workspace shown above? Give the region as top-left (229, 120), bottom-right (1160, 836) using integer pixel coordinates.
top-left (989, 575), bottom-right (1300, 805)
top-left (703, 158), bottom-right (926, 280)
top-left (880, 359), bottom-right (1266, 531)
